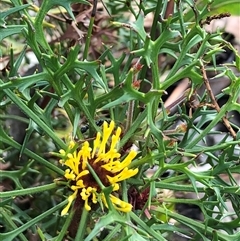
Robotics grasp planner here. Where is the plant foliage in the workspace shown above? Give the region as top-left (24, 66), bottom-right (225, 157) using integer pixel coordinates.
top-left (0, 0), bottom-right (240, 240)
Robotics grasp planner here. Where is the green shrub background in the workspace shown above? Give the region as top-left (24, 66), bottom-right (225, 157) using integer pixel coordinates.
top-left (1, 0), bottom-right (240, 240)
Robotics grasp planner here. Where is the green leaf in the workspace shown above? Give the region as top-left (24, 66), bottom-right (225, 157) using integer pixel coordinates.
top-left (0, 25), bottom-right (26, 41)
top-left (85, 212), bottom-right (126, 241)
top-left (0, 200), bottom-right (67, 241)
top-left (0, 127), bottom-right (64, 175)
top-left (184, 0), bottom-right (240, 21)
top-left (73, 109), bottom-right (80, 137)
top-left (0, 4), bottom-right (30, 28)
top-left (74, 60), bottom-right (106, 91)
top-left (19, 120), bottom-right (35, 160)
top-left (112, 14), bottom-right (147, 41)
top-left (129, 13), bottom-right (147, 40)
top-left (9, 45), bottom-right (27, 77)
top-left (0, 78), bottom-right (66, 149)
top-left (0, 73), bottom-right (49, 91)
top-left (0, 161), bottom-right (35, 189)
top-left (43, 0), bottom-right (89, 20)
top-left (203, 0), bottom-right (240, 16)
top-left (132, 28), bottom-right (179, 66)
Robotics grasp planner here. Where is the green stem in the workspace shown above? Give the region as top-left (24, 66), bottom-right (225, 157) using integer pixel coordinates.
top-left (48, 67), bottom-right (84, 139)
top-left (177, 1), bottom-right (186, 37)
top-left (0, 200), bottom-right (67, 241)
top-left (0, 79), bottom-right (66, 150)
top-left (102, 224), bottom-right (122, 241)
top-left (55, 210), bottom-right (75, 241)
top-left (86, 162), bottom-right (105, 190)
top-left (151, 55), bottom-right (161, 90)
top-left (186, 102), bottom-right (236, 149)
top-left (153, 206), bottom-right (239, 241)
top-left (162, 60), bottom-right (200, 90)
top-left (0, 127), bottom-right (64, 175)
top-left (155, 181), bottom-right (240, 195)
top-left (75, 207), bottom-right (89, 241)
top-left (183, 140), bottom-right (240, 153)
top-left (0, 114), bottom-right (29, 123)
top-left (0, 183), bottom-right (57, 198)
top-left (1, 208), bottom-right (28, 241)
top-left (33, 0), bottom-right (53, 53)
top-left (130, 211), bottom-right (167, 241)
top-left (125, 100), bottom-right (134, 132)
top-left (129, 153), bottom-right (153, 169)
top-left (150, 0), bottom-right (163, 40)
top-left (83, 0), bottom-right (96, 60)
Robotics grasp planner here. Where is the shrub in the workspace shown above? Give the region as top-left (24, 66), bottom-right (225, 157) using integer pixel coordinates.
top-left (1, 0), bottom-right (240, 240)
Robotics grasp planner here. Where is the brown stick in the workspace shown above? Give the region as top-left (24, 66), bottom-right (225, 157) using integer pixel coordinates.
top-left (165, 0), bottom-right (174, 19)
top-left (201, 65), bottom-right (237, 139)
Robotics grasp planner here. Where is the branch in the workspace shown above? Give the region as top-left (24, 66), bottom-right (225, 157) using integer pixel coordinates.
top-left (201, 65), bottom-right (237, 139)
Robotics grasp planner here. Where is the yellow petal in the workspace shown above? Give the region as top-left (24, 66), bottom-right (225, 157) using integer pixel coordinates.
top-left (80, 187), bottom-right (97, 211)
top-left (64, 169), bottom-right (76, 180)
top-left (110, 195), bottom-right (133, 212)
top-left (110, 126), bottom-right (121, 150)
top-left (101, 157), bottom-right (121, 172)
top-left (65, 153), bottom-right (79, 175)
top-left (101, 194), bottom-right (132, 212)
top-left (91, 190), bottom-right (98, 204)
top-left (61, 190), bottom-right (77, 216)
top-left (84, 199), bottom-right (91, 211)
top-left (99, 121), bottom-right (115, 154)
top-left (120, 151), bottom-right (137, 169)
top-left (79, 142), bottom-right (92, 169)
top-left (107, 167), bottom-right (138, 183)
top-left (92, 132), bottom-right (101, 157)
top-left (76, 170), bottom-right (89, 180)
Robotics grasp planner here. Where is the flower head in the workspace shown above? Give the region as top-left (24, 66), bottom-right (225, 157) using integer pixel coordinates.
top-left (59, 121), bottom-right (138, 215)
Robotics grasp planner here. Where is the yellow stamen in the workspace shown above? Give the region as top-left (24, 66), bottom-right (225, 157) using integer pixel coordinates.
top-left (59, 120), bottom-right (138, 215)
top-left (107, 168), bottom-right (138, 183)
top-left (61, 190), bottom-right (77, 216)
top-left (64, 169), bottom-right (76, 180)
top-left (98, 121), bottom-right (115, 154)
top-left (110, 126), bottom-right (121, 150)
top-left (76, 170), bottom-right (89, 180)
top-left (101, 194), bottom-right (133, 212)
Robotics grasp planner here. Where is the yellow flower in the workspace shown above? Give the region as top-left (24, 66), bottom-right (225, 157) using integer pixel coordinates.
top-left (59, 121), bottom-right (138, 216)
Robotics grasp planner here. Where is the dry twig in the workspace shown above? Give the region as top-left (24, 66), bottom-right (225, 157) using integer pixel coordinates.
top-left (201, 65), bottom-right (237, 139)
